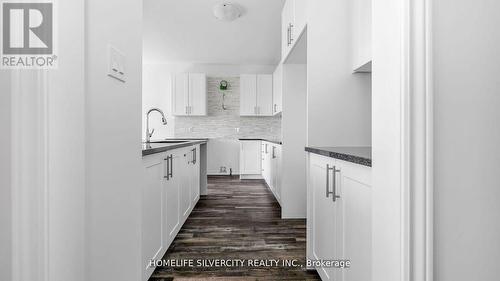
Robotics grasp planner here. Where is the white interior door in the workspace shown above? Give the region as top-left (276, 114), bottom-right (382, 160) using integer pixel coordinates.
top-left (257, 74), bottom-right (273, 116)
top-left (172, 73), bottom-right (189, 116)
top-left (240, 74), bottom-right (257, 116)
top-left (188, 73), bottom-right (207, 116)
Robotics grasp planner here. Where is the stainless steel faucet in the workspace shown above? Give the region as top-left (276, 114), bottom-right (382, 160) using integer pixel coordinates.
top-left (145, 108), bottom-right (168, 143)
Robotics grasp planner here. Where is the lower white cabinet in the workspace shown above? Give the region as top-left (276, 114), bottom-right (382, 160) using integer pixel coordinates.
top-left (142, 153), bottom-right (165, 280)
top-left (239, 140), bottom-right (262, 178)
top-left (307, 153), bottom-right (372, 281)
top-left (142, 145), bottom-right (201, 281)
top-left (261, 142), bottom-right (282, 205)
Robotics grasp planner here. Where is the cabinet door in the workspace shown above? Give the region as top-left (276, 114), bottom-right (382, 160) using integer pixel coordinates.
top-left (294, 0), bottom-right (307, 40)
top-left (269, 145), bottom-right (276, 192)
top-left (261, 142), bottom-right (270, 183)
top-left (165, 153), bottom-right (180, 244)
top-left (172, 73), bottom-right (189, 116)
top-left (336, 160), bottom-right (372, 281)
top-left (240, 141), bottom-right (262, 174)
top-left (180, 148), bottom-right (192, 219)
top-left (272, 64), bottom-right (283, 115)
top-left (309, 154), bottom-right (338, 281)
top-left (189, 73), bottom-right (207, 116)
top-left (240, 74), bottom-right (257, 116)
top-left (190, 146), bottom-right (200, 205)
top-left (282, 0), bottom-right (294, 60)
top-left (274, 145), bottom-right (282, 202)
top-left (257, 74), bottom-right (273, 116)
top-left (142, 153), bottom-right (165, 275)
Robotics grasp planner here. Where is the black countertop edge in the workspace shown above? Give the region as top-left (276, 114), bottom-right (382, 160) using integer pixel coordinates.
top-left (239, 138), bottom-right (283, 145)
top-left (142, 140), bottom-right (207, 157)
top-left (305, 146), bottom-right (372, 167)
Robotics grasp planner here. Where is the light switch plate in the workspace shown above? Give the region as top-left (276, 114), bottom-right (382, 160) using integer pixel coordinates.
top-left (107, 45), bottom-right (126, 82)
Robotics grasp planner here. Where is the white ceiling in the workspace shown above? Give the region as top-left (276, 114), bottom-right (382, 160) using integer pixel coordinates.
top-left (143, 0), bottom-right (285, 65)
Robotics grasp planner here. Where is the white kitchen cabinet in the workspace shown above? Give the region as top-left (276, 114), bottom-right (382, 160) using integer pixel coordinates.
top-left (282, 0), bottom-right (308, 62)
top-left (257, 75), bottom-right (273, 115)
top-left (307, 153), bottom-right (372, 281)
top-left (142, 152), bottom-right (166, 279)
top-left (261, 142), bottom-right (282, 205)
top-left (164, 152), bottom-right (180, 245)
top-left (172, 73), bottom-right (207, 116)
top-left (239, 140), bottom-right (262, 178)
top-left (142, 144), bottom-right (201, 281)
top-left (239, 74), bottom-right (273, 116)
top-left (179, 147), bottom-right (192, 219)
top-left (261, 142), bottom-right (271, 184)
top-left (189, 145), bottom-right (200, 205)
top-left (352, 0), bottom-right (372, 72)
top-left (272, 64), bottom-right (283, 115)
top-left (272, 144), bottom-right (282, 203)
top-left (309, 154), bottom-right (339, 280)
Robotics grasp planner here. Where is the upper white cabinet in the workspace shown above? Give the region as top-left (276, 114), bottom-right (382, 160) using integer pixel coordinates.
top-left (352, 0), bottom-right (372, 72)
top-left (307, 153), bottom-right (372, 281)
top-left (172, 73), bottom-right (207, 116)
top-left (240, 74), bottom-right (273, 116)
top-left (282, 0), bottom-right (308, 62)
top-left (272, 64), bottom-right (283, 115)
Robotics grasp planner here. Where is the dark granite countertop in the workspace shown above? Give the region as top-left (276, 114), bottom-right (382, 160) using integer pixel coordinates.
top-left (239, 138), bottom-right (283, 145)
top-left (305, 146), bottom-right (372, 167)
top-left (142, 139), bottom-right (207, 157)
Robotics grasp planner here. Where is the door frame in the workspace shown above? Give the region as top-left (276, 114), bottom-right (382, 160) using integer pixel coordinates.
top-left (402, 0), bottom-right (434, 280)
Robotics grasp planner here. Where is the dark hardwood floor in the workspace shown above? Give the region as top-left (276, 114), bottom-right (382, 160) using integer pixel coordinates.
top-left (149, 176), bottom-right (320, 281)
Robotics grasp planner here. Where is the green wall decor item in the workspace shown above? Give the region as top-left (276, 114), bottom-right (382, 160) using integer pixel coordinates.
top-left (219, 80), bottom-right (228, 91)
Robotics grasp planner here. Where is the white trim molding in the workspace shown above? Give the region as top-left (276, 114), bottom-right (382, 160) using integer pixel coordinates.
top-left (11, 70), bottom-right (50, 281)
top-left (401, 0), bottom-right (434, 280)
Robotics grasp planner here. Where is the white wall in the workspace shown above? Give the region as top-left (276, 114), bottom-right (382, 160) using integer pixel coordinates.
top-left (46, 0), bottom-right (86, 280)
top-left (306, 0), bottom-right (371, 146)
top-left (0, 71), bottom-right (11, 281)
top-left (433, 1), bottom-right (500, 280)
top-left (281, 64), bottom-right (308, 218)
top-left (85, 0), bottom-right (143, 280)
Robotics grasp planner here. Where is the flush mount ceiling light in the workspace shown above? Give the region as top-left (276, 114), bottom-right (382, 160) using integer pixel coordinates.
top-left (213, 2), bottom-right (241, 22)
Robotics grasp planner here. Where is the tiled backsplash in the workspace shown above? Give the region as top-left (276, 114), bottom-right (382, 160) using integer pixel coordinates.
top-left (174, 77), bottom-right (282, 140)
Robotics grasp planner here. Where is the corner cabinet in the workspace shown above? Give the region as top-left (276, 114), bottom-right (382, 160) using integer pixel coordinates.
top-left (240, 74), bottom-right (273, 116)
top-left (307, 153), bottom-right (372, 281)
top-left (142, 144), bottom-right (201, 281)
top-left (172, 73), bottom-right (207, 116)
top-left (282, 0), bottom-right (308, 62)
